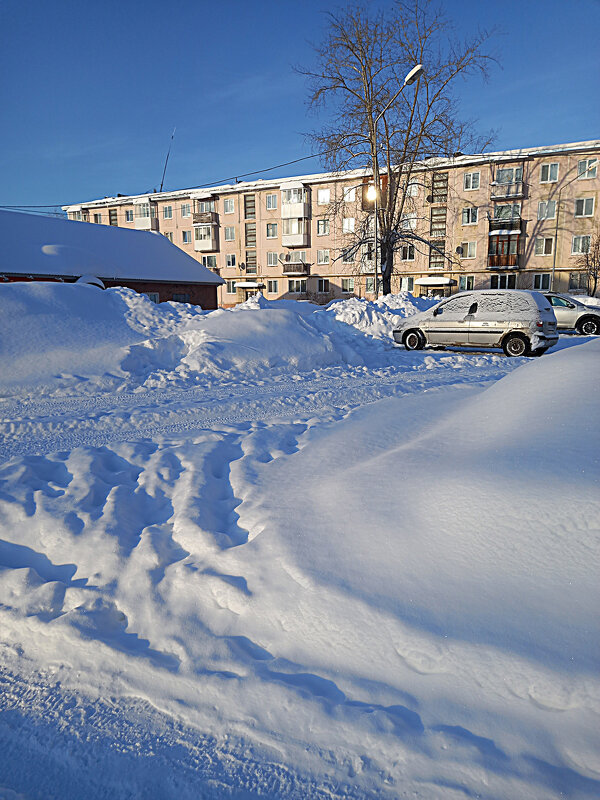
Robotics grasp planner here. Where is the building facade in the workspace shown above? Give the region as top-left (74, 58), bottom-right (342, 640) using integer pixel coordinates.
top-left (64, 139), bottom-right (599, 306)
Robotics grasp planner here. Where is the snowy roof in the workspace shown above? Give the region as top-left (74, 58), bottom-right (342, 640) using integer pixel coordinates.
top-left (0, 209), bottom-right (223, 285)
top-left (63, 139), bottom-right (600, 212)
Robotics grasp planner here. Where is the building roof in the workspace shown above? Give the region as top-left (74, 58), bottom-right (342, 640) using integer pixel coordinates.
top-left (63, 139), bottom-right (600, 212)
top-left (0, 209), bottom-right (223, 285)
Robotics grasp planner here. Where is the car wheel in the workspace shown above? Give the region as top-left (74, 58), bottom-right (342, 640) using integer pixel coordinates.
top-left (576, 316), bottom-right (600, 336)
top-left (502, 333), bottom-right (530, 357)
top-left (404, 329), bottom-right (425, 351)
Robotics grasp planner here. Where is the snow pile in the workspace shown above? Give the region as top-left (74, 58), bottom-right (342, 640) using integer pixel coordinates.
top-left (0, 284), bottom-right (436, 397)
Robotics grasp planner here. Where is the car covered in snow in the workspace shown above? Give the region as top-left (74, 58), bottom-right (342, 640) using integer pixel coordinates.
top-left (542, 292), bottom-right (600, 335)
top-left (392, 290), bottom-right (558, 357)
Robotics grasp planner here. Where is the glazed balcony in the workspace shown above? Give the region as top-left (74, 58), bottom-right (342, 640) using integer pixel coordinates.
top-left (488, 254), bottom-right (520, 268)
top-left (490, 181), bottom-right (525, 200)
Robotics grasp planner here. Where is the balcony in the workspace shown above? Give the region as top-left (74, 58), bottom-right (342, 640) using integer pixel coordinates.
top-left (282, 232), bottom-right (309, 248)
top-left (134, 215), bottom-right (158, 231)
top-left (193, 210), bottom-right (218, 225)
top-left (489, 216), bottom-right (522, 233)
top-left (281, 262), bottom-right (310, 276)
top-left (281, 201), bottom-right (311, 220)
top-left (488, 254), bottom-right (520, 269)
top-left (194, 224), bottom-right (218, 252)
top-left (490, 181), bottom-right (525, 200)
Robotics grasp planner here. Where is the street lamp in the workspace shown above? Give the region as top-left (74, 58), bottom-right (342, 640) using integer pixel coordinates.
top-left (370, 64), bottom-right (423, 298)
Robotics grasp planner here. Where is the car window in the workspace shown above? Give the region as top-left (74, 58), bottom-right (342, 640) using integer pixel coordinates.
top-left (478, 293), bottom-right (532, 313)
top-left (435, 295), bottom-right (475, 315)
top-left (550, 297), bottom-right (573, 308)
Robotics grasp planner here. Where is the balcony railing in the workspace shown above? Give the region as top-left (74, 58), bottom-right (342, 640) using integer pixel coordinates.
top-left (488, 254), bottom-right (520, 268)
top-left (281, 262), bottom-right (310, 276)
top-left (193, 210), bottom-right (218, 225)
top-left (489, 216), bottom-right (522, 232)
top-left (490, 181), bottom-right (524, 199)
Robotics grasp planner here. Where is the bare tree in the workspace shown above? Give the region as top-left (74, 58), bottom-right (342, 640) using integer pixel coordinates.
top-left (576, 229), bottom-right (600, 297)
top-left (300, 0), bottom-right (496, 295)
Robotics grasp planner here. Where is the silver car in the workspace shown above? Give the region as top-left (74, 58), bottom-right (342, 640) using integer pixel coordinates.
top-left (393, 290), bottom-right (558, 357)
top-left (542, 292), bottom-right (600, 335)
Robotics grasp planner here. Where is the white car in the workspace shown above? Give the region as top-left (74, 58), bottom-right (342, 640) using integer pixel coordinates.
top-left (393, 290), bottom-right (558, 357)
top-left (542, 292), bottom-right (600, 335)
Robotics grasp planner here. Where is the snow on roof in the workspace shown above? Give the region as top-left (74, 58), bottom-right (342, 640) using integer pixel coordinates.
top-left (63, 140), bottom-right (600, 212)
top-left (0, 209), bottom-right (223, 285)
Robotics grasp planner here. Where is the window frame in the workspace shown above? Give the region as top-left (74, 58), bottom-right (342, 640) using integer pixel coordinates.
top-left (540, 163), bottom-right (559, 183)
top-left (267, 279), bottom-right (278, 294)
top-left (317, 219), bottom-right (330, 236)
top-left (181, 203), bottom-right (191, 218)
top-left (461, 207), bottom-right (478, 225)
top-left (533, 273), bottom-right (551, 291)
top-left (578, 158), bottom-right (597, 179)
top-left (341, 277), bottom-right (355, 293)
top-left (266, 193), bottom-right (278, 211)
top-left (537, 200), bottom-right (556, 220)
top-left (182, 230), bottom-right (192, 244)
top-left (534, 237), bottom-right (554, 256)
top-left (460, 241), bottom-right (477, 259)
top-left (223, 198), bottom-right (235, 214)
top-left (463, 171), bottom-right (480, 191)
top-left (317, 188), bottom-right (331, 205)
top-left (572, 235), bottom-right (591, 254)
top-left (266, 222), bottom-right (278, 239)
top-left (317, 249), bottom-right (330, 265)
top-left (163, 205), bottom-right (173, 220)
top-left (574, 197), bottom-right (595, 217)
top-left (224, 226), bottom-right (235, 241)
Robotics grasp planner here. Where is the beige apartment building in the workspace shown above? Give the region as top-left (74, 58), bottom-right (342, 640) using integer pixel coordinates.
top-left (63, 139), bottom-right (599, 306)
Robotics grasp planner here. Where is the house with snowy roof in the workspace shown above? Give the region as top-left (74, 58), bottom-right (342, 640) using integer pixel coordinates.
top-left (0, 209), bottom-right (223, 308)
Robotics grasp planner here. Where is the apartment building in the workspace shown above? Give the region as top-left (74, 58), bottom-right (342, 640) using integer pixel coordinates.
top-left (63, 139), bottom-right (599, 306)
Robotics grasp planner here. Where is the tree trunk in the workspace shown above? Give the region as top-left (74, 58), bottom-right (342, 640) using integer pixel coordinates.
top-left (380, 242), bottom-right (394, 295)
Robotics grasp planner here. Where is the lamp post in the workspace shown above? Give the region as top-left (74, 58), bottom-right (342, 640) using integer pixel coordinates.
top-left (369, 63), bottom-right (423, 298)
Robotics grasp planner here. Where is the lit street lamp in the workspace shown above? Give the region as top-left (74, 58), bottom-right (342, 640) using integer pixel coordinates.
top-left (370, 64), bottom-right (423, 298)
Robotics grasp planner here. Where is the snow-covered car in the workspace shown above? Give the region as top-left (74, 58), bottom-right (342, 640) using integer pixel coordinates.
top-left (542, 292), bottom-right (600, 335)
top-left (392, 290), bottom-right (558, 357)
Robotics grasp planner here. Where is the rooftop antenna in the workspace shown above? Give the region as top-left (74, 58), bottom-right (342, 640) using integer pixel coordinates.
top-left (159, 127), bottom-right (176, 193)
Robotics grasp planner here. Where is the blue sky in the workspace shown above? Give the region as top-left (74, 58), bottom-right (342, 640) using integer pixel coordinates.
top-left (1, 0), bottom-right (599, 208)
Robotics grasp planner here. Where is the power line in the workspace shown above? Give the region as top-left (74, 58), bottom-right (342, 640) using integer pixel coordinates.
top-left (0, 150), bottom-right (333, 210)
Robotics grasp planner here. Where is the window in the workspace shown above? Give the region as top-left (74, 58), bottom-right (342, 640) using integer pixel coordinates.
top-left (575, 198), bottom-right (594, 217)
top-left (196, 200), bottom-right (215, 213)
top-left (343, 186), bottom-right (356, 202)
top-left (109, 209), bottom-right (119, 226)
top-left (181, 203), bottom-right (191, 217)
top-left (495, 166), bottom-right (522, 184)
top-left (538, 200), bottom-right (556, 220)
top-left (401, 212), bottom-right (417, 231)
top-left (317, 249), bottom-right (330, 264)
top-left (540, 163), bottom-right (559, 183)
top-left (282, 188), bottom-right (307, 204)
top-left (317, 188), bottom-right (330, 205)
top-left (572, 235), bottom-right (591, 254)
top-left (431, 172), bottom-right (448, 202)
top-left (569, 272), bottom-right (588, 291)
top-left (317, 278), bottom-right (330, 293)
top-left (163, 205), bottom-right (173, 219)
top-left (224, 226), bottom-right (235, 241)
top-left (93, 213), bottom-right (102, 224)
top-left (288, 279), bottom-right (307, 293)
top-left (245, 221), bottom-right (256, 247)
top-left (144, 292), bottom-right (160, 303)
top-left (125, 209), bottom-right (134, 222)
top-left (365, 276), bottom-right (375, 293)
top-left (267, 280), bottom-right (278, 294)
top-left (533, 273), bottom-right (551, 291)
top-left (459, 275), bottom-right (474, 291)
top-left (342, 247), bottom-right (355, 263)
top-left (341, 278), bottom-right (355, 293)
top-left (182, 230), bottom-right (192, 244)
top-left (430, 207), bottom-right (446, 236)
top-left (406, 182), bottom-right (419, 197)
top-left (400, 244), bottom-right (415, 261)
top-left (244, 195), bottom-right (256, 218)
top-left (136, 203), bottom-right (151, 218)
top-left (460, 241), bottom-right (477, 259)
top-left (464, 171), bottom-right (480, 190)
top-left (245, 251), bottom-right (257, 273)
top-left (266, 194), bottom-right (277, 210)
top-left (534, 237), bottom-right (553, 256)
top-left (164, 231), bottom-right (173, 243)
top-left (224, 198), bottom-right (235, 214)
top-left (490, 274), bottom-right (516, 289)
top-left (462, 207), bottom-right (478, 225)
top-left (71, 210), bottom-right (82, 220)
top-left (282, 218), bottom-right (306, 235)
top-left (400, 276), bottom-right (414, 291)
top-left (266, 222), bottom-right (278, 238)
top-left (226, 280), bottom-right (236, 294)
top-left (494, 203), bottom-right (521, 220)
top-left (226, 254), bottom-right (236, 267)
top-left (267, 252), bottom-right (278, 267)
top-left (578, 158), bottom-right (597, 179)
top-left (317, 219), bottom-right (330, 236)
top-left (289, 250), bottom-right (307, 263)
top-left (342, 217), bottom-right (355, 233)
top-left (202, 256), bottom-right (217, 269)
top-left (429, 240), bottom-right (445, 270)
top-left (172, 293), bottom-right (190, 303)
top-left (195, 225), bottom-right (211, 241)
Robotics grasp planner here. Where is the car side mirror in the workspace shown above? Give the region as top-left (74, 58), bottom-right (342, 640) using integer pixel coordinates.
top-left (432, 307), bottom-right (440, 316)
top-left (468, 302), bottom-right (478, 315)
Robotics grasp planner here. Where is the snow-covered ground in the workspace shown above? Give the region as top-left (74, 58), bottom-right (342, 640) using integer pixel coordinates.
top-left (0, 283), bottom-right (598, 799)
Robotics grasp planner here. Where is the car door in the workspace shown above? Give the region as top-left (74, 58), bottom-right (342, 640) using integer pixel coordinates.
top-left (546, 296), bottom-right (579, 328)
top-left (425, 294), bottom-right (475, 345)
top-left (468, 293), bottom-right (507, 347)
